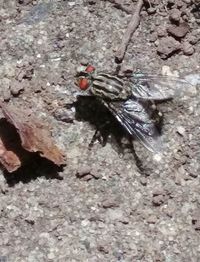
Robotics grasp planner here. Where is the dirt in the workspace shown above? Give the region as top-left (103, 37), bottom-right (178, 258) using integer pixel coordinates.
top-left (0, 0), bottom-right (200, 261)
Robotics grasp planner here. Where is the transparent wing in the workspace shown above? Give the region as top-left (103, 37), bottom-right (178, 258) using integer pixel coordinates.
top-left (127, 73), bottom-right (194, 101)
top-left (103, 98), bottom-right (162, 153)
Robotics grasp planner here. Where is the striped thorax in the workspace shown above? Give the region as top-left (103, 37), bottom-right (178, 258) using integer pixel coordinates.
top-left (75, 65), bottom-right (132, 100)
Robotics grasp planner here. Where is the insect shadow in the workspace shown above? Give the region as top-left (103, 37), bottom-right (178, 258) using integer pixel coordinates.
top-left (74, 96), bottom-right (163, 172)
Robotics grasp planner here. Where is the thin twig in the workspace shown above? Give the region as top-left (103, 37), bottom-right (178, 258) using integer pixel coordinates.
top-left (115, 0), bottom-right (144, 63)
top-left (105, 0), bottom-right (132, 14)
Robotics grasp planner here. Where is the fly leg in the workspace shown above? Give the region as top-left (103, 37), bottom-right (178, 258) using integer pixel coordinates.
top-left (89, 129), bottom-right (103, 148)
top-left (125, 136), bottom-right (152, 175)
top-left (89, 120), bottom-right (111, 149)
top-left (128, 137), bottom-right (144, 171)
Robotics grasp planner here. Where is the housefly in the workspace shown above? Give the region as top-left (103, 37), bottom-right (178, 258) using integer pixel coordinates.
top-left (75, 64), bottom-right (192, 152)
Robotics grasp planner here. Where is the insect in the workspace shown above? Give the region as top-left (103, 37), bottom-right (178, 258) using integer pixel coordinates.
top-left (75, 64), bottom-right (192, 152)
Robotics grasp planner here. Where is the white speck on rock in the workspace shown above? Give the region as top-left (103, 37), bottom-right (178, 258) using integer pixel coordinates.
top-left (37, 39), bottom-right (43, 45)
top-left (153, 153), bottom-right (162, 162)
top-left (177, 126), bottom-right (185, 136)
top-left (162, 65), bottom-right (179, 77)
top-left (68, 2), bottom-right (75, 6)
top-left (81, 219), bottom-right (90, 227)
top-left (48, 252), bottom-right (56, 260)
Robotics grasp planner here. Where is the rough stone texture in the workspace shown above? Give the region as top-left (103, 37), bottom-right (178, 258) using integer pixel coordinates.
top-left (0, 0), bottom-right (199, 261)
top-left (167, 23), bottom-right (190, 38)
top-left (169, 9), bottom-right (182, 23)
top-left (157, 36), bottom-right (181, 58)
top-left (182, 41), bottom-right (195, 55)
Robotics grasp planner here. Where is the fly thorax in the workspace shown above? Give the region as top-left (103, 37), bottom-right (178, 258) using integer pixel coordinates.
top-left (91, 73), bottom-right (130, 100)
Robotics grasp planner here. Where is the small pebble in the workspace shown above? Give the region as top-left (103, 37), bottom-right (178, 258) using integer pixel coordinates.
top-left (157, 37), bottom-right (181, 59)
top-left (162, 65), bottom-right (179, 77)
top-left (147, 214), bottom-right (157, 224)
top-left (167, 23), bottom-right (190, 38)
top-left (149, 32), bottom-right (158, 42)
top-left (176, 126), bottom-right (185, 136)
top-left (2, 89), bottom-right (11, 102)
top-left (147, 7), bottom-right (156, 14)
top-left (156, 26), bottom-right (167, 37)
top-left (176, 0), bottom-right (184, 8)
top-left (119, 217), bottom-right (129, 224)
top-left (76, 167), bottom-right (91, 178)
top-left (188, 172), bottom-right (198, 179)
top-left (102, 199), bottom-right (120, 209)
top-left (182, 0), bottom-right (191, 5)
top-left (53, 108), bottom-right (74, 123)
top-left (140, 177), bottom-right (147, 186)
top-left (153, 189), bottom-right (165, 196)
top-left (152, 195), bottom-right (165, 206)
top-left (152, 189), bottom-right (165, 206)
top-left (182, 42), bottom-right (195, 55)
top-left (80, 58), bottom-right (89, 66)
top-left (81, 219), bottom-right (90, 227)
top-left (153, 153), bottom-right (162, 162)
top-left (169, 9), bottom-right (181, 23)
top-left (97, 245), bottom-right (109, 254)
top-left (82, 174), bottom-right (93, 181)
top-left (188, 35), bottom-right (199, 45)
top-left (10, 82), bottom-right (24, 96)
top-left (192, 215), bottom-right (200, 231)
top-left (47, 252), bottom-right (56, 260)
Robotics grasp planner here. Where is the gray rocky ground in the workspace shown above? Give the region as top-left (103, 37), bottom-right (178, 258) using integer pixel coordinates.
top-left (0, 0), bottom-right (200, 261)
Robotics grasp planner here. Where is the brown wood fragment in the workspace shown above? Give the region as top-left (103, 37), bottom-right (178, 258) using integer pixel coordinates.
top-left (0, 137), bottom-right (21, 172)
top-left (0, 103), bottom-right (65, 172)
top-left (0, 117), bottom-right (31, 173)
top-left (1, 104), bottom-right (65, 166)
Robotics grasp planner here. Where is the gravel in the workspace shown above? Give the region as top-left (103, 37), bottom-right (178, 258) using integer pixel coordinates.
top-left (0, 0), bottom-right (200, 261)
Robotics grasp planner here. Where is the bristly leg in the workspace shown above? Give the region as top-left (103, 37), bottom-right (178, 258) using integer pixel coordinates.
top-left (88, 120), bottom-right (111, 149)
top-left (127, 136), bottom-right (145, 172)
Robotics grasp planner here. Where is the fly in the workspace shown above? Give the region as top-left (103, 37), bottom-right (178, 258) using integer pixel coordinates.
top-left (75, 64), bottom-right (193, 152)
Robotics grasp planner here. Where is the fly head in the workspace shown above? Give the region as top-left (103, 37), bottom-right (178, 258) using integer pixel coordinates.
top-left (75, 64), bottom-right (96, 92)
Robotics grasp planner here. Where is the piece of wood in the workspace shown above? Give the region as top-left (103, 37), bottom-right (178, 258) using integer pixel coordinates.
top-left (115, 0), bottom-right (144, 63)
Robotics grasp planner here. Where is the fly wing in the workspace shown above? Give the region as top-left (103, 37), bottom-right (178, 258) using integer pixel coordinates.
top-left (128, 73), bottom-right (194, 101)
top-left (103, 98), bottom-right (162, 153)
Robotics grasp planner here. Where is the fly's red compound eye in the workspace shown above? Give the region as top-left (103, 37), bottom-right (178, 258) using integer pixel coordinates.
top-left (78, 78), bottom-right (90, 90)
top-left (85, 65), bottom-right (95, 73)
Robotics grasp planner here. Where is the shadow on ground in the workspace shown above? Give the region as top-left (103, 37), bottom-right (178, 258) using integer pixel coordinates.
top-left (3, 156), bottom-right (63, 187)
top-left (74, 96), bottom-right (148, 172)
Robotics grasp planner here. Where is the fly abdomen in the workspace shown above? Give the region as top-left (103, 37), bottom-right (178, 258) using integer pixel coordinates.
top-left (91, 73), bottom-right (130, 100)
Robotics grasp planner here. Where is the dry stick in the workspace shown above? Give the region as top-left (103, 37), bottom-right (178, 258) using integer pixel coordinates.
top-left (115, 0), bottom-right (144, 63)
